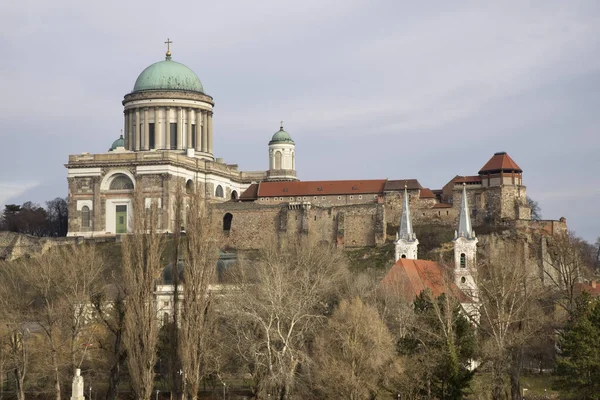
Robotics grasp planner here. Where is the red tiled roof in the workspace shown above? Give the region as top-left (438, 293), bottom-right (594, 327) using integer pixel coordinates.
top-left (479, 152), bottom-right (522, 174)
top-left (420, 188), bottom-right (435, 199)
top-left (256, 179), bottom-right (387, 197)
top-left (380, 259), bottom-right (469, 303)
top-left (454, 176), bottom-right (482, 184)
top-left (384, 179), bottom-right (422, 191)
top-left (239, 183), bottom-right (259, 200)
top-left (574, 282), bottom-right (600, 297)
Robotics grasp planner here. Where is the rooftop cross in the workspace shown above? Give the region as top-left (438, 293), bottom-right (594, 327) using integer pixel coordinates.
top-left (165, 38), bottom-right (173, 59)
top-left (280, 120), bottom-right (284, 130)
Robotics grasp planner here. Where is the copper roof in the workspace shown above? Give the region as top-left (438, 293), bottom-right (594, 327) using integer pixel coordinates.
top-left (478, 152), bottom-right (522, 174)
top-left (384, 179), bottom-right (422, 191)
top-left (256, 179), bottom-right (387, 197)
top-left (380, 259), bottom-right (469, 303)
top-left (419, 188), bottom-right (436, 199)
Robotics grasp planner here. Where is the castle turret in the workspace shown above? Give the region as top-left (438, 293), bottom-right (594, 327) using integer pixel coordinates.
top-left (267, 122), bottom-right (297, 181)
top-left (394, 186), bottom-right (419, 260)
top-left (454, 183), bottom-right (478, 296)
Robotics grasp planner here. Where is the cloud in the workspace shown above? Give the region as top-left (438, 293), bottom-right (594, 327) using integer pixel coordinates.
top-left (0, 181), bottom-right (40, 208)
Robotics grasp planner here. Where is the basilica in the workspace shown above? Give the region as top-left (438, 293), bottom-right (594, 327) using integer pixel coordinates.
top-left (66, 44), bottom-right (564, 252)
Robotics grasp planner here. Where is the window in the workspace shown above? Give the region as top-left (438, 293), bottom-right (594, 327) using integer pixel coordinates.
top-left (337, 196), bottom-right (341, 200)
top-left (461, 277), bottom-right (466, 284)
top-left (109, 174), bottom-right (134, 190)
top-left (460, 253), bottom-right (466, 268)
top-left (215, 185), bottom-right (224, 198)
top-left (223, 213), bottom-right (233, 231)
top-left (186, 180), bottom-right (194, 194)
top-left (401, 254), bottom-right (406, 259)
top-left (81, 206), bottom-right (90, 228)
top-left (350, 195), bottom-right (353, 200)
top-left (191, 125), bottom-right (196, 148)
top-left (149, 123), bottom-right (155, 149)
top-left (170, 123), bottom-right (178, 149)
top-left (359, 195), bottom-right (362, 199)
top-left (275, 151), bottom-right (282, 169)
top-left (231, 191), bottom-right (238, 200)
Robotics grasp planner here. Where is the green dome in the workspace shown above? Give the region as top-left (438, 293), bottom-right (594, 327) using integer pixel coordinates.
top-left (132, 58), bottom-right (204, 93)
top-left (269, 126), bottom-right (294, 145)
top-left (110, 135), bottom-right (125, 151)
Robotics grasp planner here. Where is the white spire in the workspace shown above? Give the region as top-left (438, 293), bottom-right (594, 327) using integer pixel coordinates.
top-left (398, 186), bottom-right (414, 240)
top-left (394, 185), bottom-right (418, 261)
top-left (456, 183), bottom-right (475, 240)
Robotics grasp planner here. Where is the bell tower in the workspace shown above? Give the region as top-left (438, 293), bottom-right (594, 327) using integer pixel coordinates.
top-left (453, 183), bottom-right (478, 296)
top-left (394, 185), bottom-right (419, 260)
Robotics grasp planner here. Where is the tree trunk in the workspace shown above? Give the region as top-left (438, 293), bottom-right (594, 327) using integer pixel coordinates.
top-left (510, 349), bottom-right (523, 400)
top-left (13, 368), bottom-right (25, 400)
top-left (491, 363), bottom-right (504, 400)
top-left (52, 349), bottom-right (61, 400)
top-left (106, 348), bottom-right (126, 400)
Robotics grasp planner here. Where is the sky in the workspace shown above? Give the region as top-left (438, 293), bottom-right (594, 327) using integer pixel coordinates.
top-left (0, 1), bottom-right (598, 241)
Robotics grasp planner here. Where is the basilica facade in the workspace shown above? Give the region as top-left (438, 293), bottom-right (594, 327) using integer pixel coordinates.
top-left (66, 47), bottom-right (296, 237)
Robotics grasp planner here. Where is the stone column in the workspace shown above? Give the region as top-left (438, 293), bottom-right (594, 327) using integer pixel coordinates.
top-left (70, 368), bottom-right (84, 400)
top-left (201, 111), bottom-right (208, 152)
top-left (195, 110), bottom-right (202, 151)
top-left (187, 108), bottom-right (193, 149)
top-left (154, 107), bottom-right (161, 149)
top-left (165, 107), bottom-right (171, 149)
top-left (123, 111), bottom-right (128, 149)
top-left (177, 107), bottom-right (183, 150)
top-left (135, 109), bottom-right (140, 151)
top-left (207, 112), bottom-right (213, 154)
top-left (144, 108), bottom-right (149, 150)
top-left (128, 109), bottom-right (134, 150)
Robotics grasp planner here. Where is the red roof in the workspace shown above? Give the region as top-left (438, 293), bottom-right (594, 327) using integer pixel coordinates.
top-left (574, 281), bottom-right (600, 297)
top-left (479, 152), bottom-right (522, 174)
top-left (380, 259), bottom-right (469, 303)
top-left (420, 188), bottom-right (436, 199)
top-left (454, 176), bottom-right (482, 184)
top-left (384, 179), bottom-right (422, 191)
top-left (239, 183), bottom-right (259, 200)
top-left (255, 179), bottom-right (387, 197)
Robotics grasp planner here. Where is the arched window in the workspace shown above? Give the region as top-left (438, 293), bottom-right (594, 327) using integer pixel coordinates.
top-left (275, 151), bottom-right (282, 169)
top-left (231, 190), bottom-right (238, 200)
top-left (81, 206), bottom-right (90, 228)
top-left (223, 213), bottom-right (233, 231)
top-left (186, 180), bottom-right (194, 195)
top-left (401, 254), bottom-right (406, 259)
top-left (460, 253), bottom-right (466, 268)
top-left (215, 185), bottom-right (224, 198)
top-left (109, 174), bottom-right (134, 190)
top-left (461, 277), bottom-right (466, 284)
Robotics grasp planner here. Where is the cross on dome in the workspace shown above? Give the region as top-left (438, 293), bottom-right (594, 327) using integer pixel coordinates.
top-left (164, 38), bottom-right (173, 59)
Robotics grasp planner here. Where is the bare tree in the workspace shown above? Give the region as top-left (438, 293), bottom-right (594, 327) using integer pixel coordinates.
top-left (478, 241), bottom-right (548, 400)
top-left (13, 244), bottom-right (103, 400)
top-left (121, 191), bottom-right (167, 400)
top-left (225, 237), bottom-right (349, 399)
top-left (91, 277), bottom-right (127, 400)
top-left (542, 231), bottom-right (588, 313)
top-left (313, 297), bottom-right (397, 399)
top-left (0, 262), bottom-right (30, 400)
top-left (178, 190), bottom-right (219, 400)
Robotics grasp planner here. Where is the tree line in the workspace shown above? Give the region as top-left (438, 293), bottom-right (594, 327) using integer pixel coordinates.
top-left (0, 186), bottom-right (599, 400)
top-left (0, 198), bottom-right (68, 237)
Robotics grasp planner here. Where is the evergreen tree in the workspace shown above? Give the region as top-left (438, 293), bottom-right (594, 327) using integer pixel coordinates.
top-left (398, 290), bottom-right (476, 399)
top-left (556, 292), bottom-right (600, 399)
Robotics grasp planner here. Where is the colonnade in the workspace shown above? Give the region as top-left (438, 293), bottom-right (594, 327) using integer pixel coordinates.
top-left (123, 106), bottom-right (213, 154)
